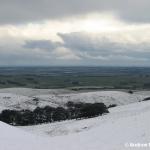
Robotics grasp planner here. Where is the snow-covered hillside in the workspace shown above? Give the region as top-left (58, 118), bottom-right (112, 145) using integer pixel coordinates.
top-left (0, 93), bottom-right (33, 111)
top-left (0, 88), bottom-right (148, 112)
top-left (1, 99), bottom-right (150, 150)
top-left (36, 90), bottom-right (145, 107)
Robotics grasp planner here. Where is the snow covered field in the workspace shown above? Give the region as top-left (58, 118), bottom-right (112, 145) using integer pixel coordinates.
top-left (1, 98), bottom-right (150, 150)
top-left (0, 88), bottom-right (148, 112)
top-left (1, 88), bottom-right (150, 150)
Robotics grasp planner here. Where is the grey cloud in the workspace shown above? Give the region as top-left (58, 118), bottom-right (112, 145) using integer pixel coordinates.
top-left (0, 0), bottom-right (150, 24)
top-left (24, 40), bottom-right (62, 50)
top-left (0, 46), bottom-right (82, 66)
top-left (0, 46), bottom-right (60, 66)
top-left (58, 32), bottom-right (150, 65)
top-left (0, 43), bottom-right (150, 67)
top-left (58, 32), bottom-right (128, 57)
top-left (22, 32), bottom-right (150, 66)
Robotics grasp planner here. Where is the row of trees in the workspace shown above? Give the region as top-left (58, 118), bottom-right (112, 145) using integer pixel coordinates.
top-left (0, 102), bottom-right (109, 126)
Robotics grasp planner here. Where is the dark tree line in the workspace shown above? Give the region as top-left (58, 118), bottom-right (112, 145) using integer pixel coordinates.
top-left (0, 102), bottom-right (109, 126)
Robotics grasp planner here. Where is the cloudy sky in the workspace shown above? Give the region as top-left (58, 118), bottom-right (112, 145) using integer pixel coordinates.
top-left (0, 0), bottom-right (150, 66)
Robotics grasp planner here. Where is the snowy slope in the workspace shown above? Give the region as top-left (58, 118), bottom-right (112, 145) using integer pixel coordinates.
top-left (0, 93), bottom-right (33, 111)
top-left (21, 100), bottom-right (150, 138)
top-left (0, 121), bottom-right (55, 150)
top-left (36, 90), bottom-right (145, 107)
top-left (0, 88), bottom-right (148, 112)
top-left (0, 88), bottom-right (67, 111)
top-left (1, 100), bottom-right (150, 150)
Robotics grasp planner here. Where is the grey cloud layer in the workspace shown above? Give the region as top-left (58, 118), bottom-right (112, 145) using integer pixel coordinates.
top-left (1, 0), bottom-right (150, 66)
top-left (0, 0), bottom-right (150, 24)
top-left (58, 32), bottom-right (150, 59)
top-left (24, 40), bottom-right (61, 50)
top-left (23, 32), bottom-right (150, 66)
top-left (1, 32), bottom-right (150, 66)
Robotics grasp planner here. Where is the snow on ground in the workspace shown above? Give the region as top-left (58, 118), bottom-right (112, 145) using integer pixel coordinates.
top-left (0, 88), bottom-right (72, 111)
top-left (0, 93), bottom-right (34, 111)
top-left (36, 90), bottom-right (145, 107)
top-left (0, 88), bottom-right (148, 112)
top-left (0, 121), bottom-right (55, 150)
top-left (20, 100), bottom-right (150, 138)
top-left (1, 100), bottom-right (150, 150)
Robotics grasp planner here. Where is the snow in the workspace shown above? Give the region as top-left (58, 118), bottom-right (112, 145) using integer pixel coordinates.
top-left (20, 100), bottom-right (150, 139)
top-left (0, 93), bottom-right (33, 111)
top-left (1, 88), bottom-right (150, 150)
top-left (36, 90), bottom-right (145, 107)
top-left (1, 99), bottom-right (150, 150)
top-left (0, 121), bottom-right (54, 150)
top-left (0, 88), bottom-right (147, 112)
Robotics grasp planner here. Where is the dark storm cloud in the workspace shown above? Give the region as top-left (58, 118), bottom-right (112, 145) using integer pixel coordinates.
top-left (0, 0), bottom-right (150, 24)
